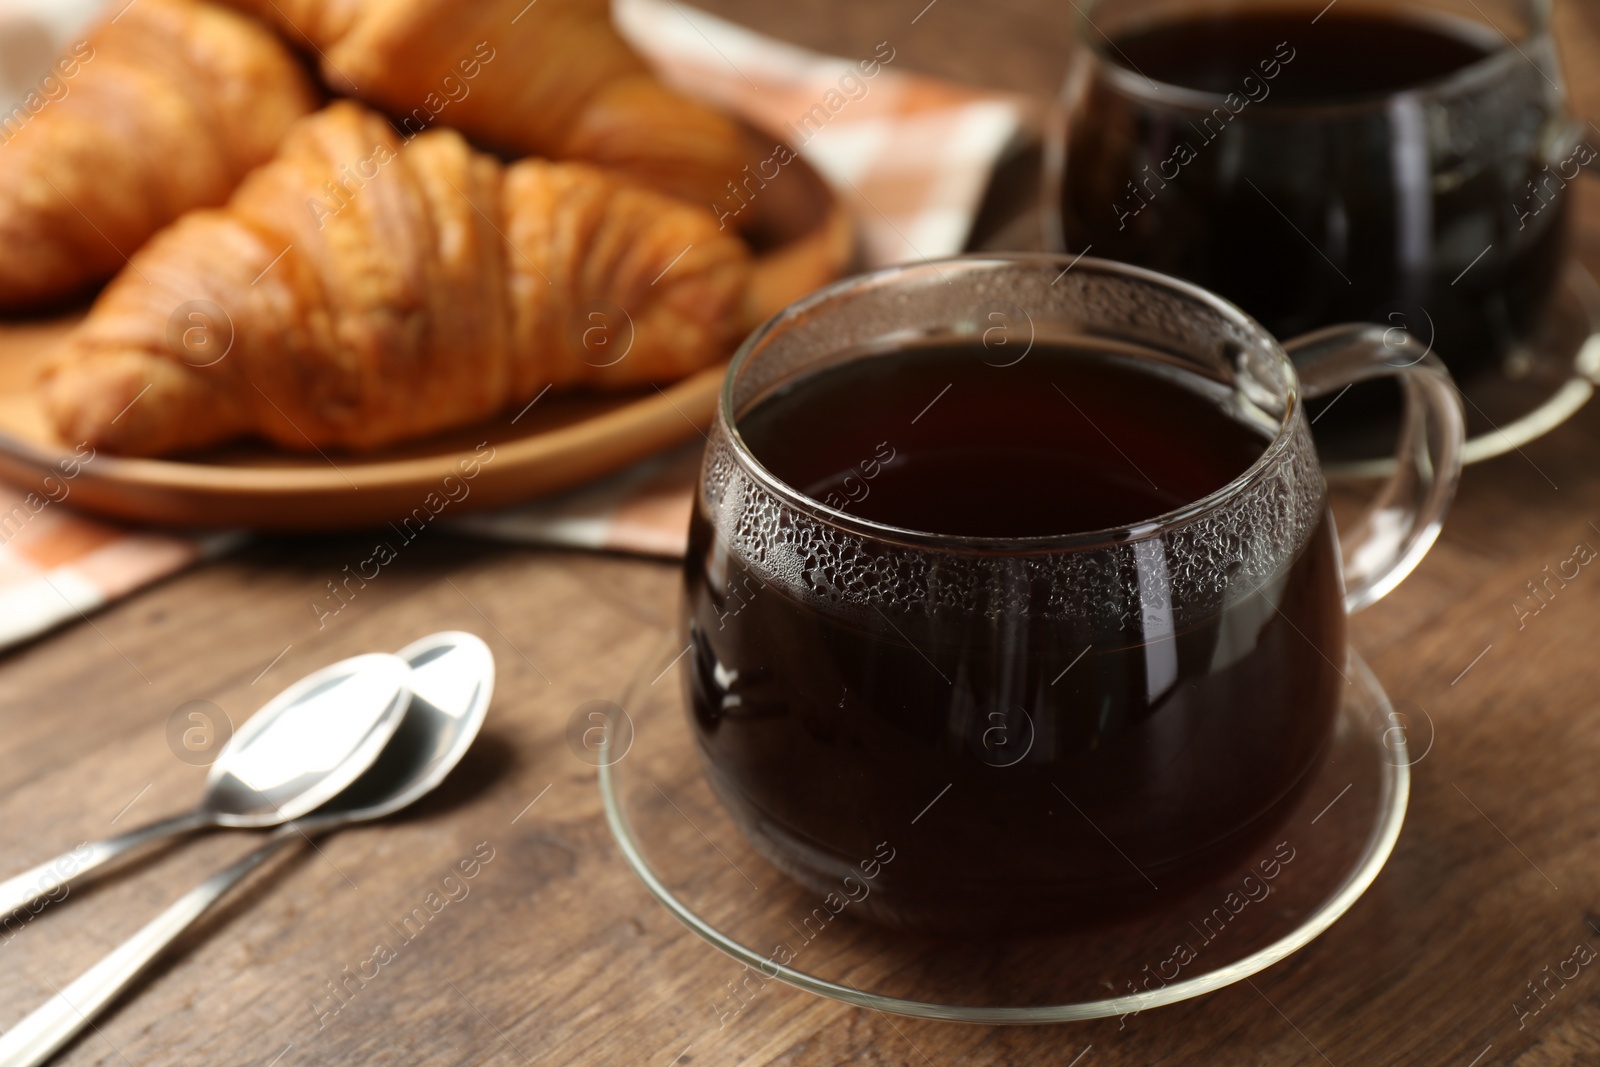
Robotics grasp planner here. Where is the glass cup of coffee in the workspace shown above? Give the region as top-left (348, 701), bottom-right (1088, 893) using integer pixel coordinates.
top-left (682, 255), bottom-right (1463, 933)
top-left (1045, 0), bottom-right (1579, 390)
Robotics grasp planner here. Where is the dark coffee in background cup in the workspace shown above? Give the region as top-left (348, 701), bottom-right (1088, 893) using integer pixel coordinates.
top-left (1055, 1), bottom-right (1575, 387)
top-left (685, 340), bottom-right (1346, 930)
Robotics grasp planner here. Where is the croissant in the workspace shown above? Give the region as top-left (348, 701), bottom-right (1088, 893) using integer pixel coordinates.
top-left (40, 102), bottom-right (751, 457)
top-left (221, 0), bottom-right (753, 209)
top-left (0, 0), bottom-right (317, 309)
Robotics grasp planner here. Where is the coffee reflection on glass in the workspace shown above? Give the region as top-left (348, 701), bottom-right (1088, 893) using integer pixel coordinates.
top-left (682, 257), bottom-right (1462, 933)
top-left (1047, 0), bottom-right (1578, 387)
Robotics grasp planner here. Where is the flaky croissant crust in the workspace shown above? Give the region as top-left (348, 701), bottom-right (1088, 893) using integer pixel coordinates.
top-left (0, 0), bottom-right (317, 308)
top-left (41, 102), bottom-right (751, 456)
top-left (223, 0), bottom-right (753, 208)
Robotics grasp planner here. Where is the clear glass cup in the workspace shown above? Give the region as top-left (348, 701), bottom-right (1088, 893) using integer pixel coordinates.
top-left (1044, 0), bottom-right (1577, 392)
top-left (683, 255), bottom-right (1462, 932)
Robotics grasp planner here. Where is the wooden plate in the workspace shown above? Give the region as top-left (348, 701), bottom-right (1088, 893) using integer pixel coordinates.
top-left (0, 144), bottom-right (853, 531)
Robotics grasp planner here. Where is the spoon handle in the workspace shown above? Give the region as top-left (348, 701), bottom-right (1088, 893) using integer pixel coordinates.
top-left (0, 824), bottom-right (299, 1067)
top-left (0, 811), bottom-right (211, 920)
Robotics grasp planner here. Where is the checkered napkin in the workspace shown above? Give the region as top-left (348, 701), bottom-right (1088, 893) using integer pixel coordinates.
top-left (0, 495), bottom-right (238, 649)
top-left (0, 0), bottom-right (1027, 648)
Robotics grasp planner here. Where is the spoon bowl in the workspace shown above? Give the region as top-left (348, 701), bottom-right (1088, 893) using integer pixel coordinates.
top-left (204, 652), bottom-right (413, 826)
top-left (317, 631), bottom-right (495, 822)
top-left (0, 650), bottom-right (413, 920)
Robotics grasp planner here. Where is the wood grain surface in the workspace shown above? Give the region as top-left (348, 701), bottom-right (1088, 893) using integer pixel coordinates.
top-left (2, 2), bottom-right (1600, 1065)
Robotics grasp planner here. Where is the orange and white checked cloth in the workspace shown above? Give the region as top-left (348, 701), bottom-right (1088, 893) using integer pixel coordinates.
top-left (0, 495), bottom-right (236, 648)
top-left (0, 0), bottom-right (1027, 648)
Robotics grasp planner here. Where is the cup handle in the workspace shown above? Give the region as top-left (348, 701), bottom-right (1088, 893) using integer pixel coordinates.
top-left (1283, 323), bottom-right (1466, 615)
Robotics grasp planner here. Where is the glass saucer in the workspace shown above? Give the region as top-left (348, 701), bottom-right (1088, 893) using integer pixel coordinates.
top-left (597, 639), bottom-right (1409, 1024)
top-left (1321, 258), bottom-right (1600, 479)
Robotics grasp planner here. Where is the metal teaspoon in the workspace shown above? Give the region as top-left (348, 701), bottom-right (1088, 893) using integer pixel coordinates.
top-left (0, 651), bottom-right (413, 919)
top-left (0, 631), bottom-right (494, 1067)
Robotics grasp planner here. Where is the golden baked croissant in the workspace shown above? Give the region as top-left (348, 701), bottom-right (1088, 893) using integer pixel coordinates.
top-left (221, 0), bottom-right (753, 208)
top-left (0, 0), bottom-right (317, 309)
top-left (41, 101), bottom-right (751, 457)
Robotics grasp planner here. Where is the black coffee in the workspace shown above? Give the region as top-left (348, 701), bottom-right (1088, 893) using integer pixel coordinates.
top-left (1113, 9), bottom-right (1490, 100)
top-left (736, 339), bottom-right (1265, 535)
top-left (1061, 7), bottom-right (1570, 382)
top-left (683, 342), bottom-right (1346, 930)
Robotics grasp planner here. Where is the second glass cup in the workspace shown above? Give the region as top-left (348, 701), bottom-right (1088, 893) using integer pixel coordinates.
top-left (682, 255), bottom-right (1462, 932)
top-left (1045, 0), bottom-right (1577, 388)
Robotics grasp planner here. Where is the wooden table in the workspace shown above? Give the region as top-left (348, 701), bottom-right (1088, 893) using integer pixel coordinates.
top-left (5, 3), bottom-right (1600, 1064)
